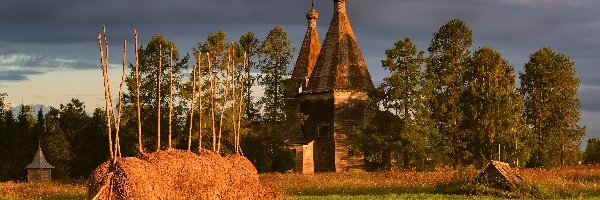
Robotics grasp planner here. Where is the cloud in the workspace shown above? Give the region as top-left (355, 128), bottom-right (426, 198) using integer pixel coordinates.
top-left (579, 85), bottom-right (600, 112)
top-left (0, 54), bottom-right (97, 70)
top-left (0, 69), bottom-right (43, 81)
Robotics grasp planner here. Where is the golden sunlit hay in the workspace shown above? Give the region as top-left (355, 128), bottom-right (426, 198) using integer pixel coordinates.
top-left (88, 149), bottom-right (278, 199)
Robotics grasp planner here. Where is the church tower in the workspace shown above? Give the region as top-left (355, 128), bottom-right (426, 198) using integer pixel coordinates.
top-left (298, 0), bottom-right (374, 172)
top-left (291, 0), bottom-right (321, 93)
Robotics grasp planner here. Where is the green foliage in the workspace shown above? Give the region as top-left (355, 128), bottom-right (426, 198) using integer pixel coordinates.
top-left (519, 47), bottom-right (585, 167)
top-left (238, 32), bottom-right (262, 121)
top-left (426, 19), bottom-right (473, 167)
top-left (352, 38), bottom-right (434, 171)
top-left (257, 26), bottom-right (295, 122)
top-left (240, 26), bottom-right (297, 172)
top-left (584, 138), bottom-right (600, 164)
top-left (123, 34), bottom-right (190, 153)
top-left (461, 47), bottom-right (532, 167)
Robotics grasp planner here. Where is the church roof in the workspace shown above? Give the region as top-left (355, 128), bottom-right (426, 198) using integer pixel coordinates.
top-left (25, 146), bottom-right (54, 169)
top-left (292, 1), bottom-right (321, 82)
top-left (305, 0), bottom-right (374, 93)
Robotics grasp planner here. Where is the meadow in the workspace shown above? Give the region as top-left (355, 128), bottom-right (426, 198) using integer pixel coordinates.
top-left (1, 165), bottom-right (600, 199)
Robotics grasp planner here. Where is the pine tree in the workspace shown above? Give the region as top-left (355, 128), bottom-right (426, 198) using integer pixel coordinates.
top-left (0, 93), bottom-right (12, 180)
top-left (425, 19), bottom-right (473, 167)
top-left (372, 38), bottom-right (433, 170)
top-left (124, 34), bottom-right (189, 152)
top-left (583, 138), bottom-right (600, 164)
top-left (249, 26), bottom-right (296, 172)
top-left (520, 47), bottom-right (585, 167)
top-left (238, 32), bottom-right (261, 121)
top-left (258, 26), bottom-right (295, 123)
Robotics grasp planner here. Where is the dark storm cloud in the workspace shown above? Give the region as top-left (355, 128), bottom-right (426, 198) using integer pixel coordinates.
top-left (0, 69), bottom-right (43, 81)
top-left (0, 54), bottom-right (97, 70)
top-left (0, 0), bottom-right (307, 44)
top-left (579, 85), bottom-right (600, 112)
top-left (1, 0), bottom-right (599, 141)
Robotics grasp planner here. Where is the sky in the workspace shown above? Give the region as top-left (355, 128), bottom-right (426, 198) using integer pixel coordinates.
top-left (0, 0), bottom-right (599, 145)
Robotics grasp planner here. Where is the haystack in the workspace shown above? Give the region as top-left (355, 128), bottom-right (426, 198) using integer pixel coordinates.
top-left (476, 160), bottom-right (523, 190)
top-left (88, 149), bottom-right (278, 199)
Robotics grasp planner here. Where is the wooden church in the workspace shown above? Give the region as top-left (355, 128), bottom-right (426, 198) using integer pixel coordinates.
top-left (289, 0), bottom-right (374, 173)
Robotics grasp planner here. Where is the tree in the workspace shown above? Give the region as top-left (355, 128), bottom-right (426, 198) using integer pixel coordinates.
top-left (72, 107), bottom-right (109, 178)
top-left (257, 26), bottom-right (295, 122)
top-left (520, 47), bottom-right (585, 167)
top-left (461, 47), bottom-right (532, 167)
top-left (425, 19), bottom-right (473, 167)
top-left (32, 108), bottom-right (46, 145)
top-left (356, 38), bottom-right (434, 170)
top-left (124, 34), bottom-right (189, 153)
top-left (583, 138), bottom-right (600, 165)
top-left (237, 32), bottom-right (261, 121)
top-left (244, 26), bottom-right (296, 172)
top-left (0, 93), bottom-right (8, 180)
top-left (42, 107), bottom-right (72, 179)
top-left (13, 104), bottom-right (36, 179)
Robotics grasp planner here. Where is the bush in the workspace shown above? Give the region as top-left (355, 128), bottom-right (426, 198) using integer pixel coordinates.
top-left (584, 138), bottom-right (600, 164)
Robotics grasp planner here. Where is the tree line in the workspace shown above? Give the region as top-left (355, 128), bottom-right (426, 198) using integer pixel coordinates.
top-left (0, 19), bottom-right (594, 180)
top-left (350, 19), bottom-right (587, 171)
top-left (0, 26), bottom-right (298, 180)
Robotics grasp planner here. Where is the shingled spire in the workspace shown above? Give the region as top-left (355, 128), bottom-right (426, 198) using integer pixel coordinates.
top-left (25, 145), bottom-right (54, 169)
top-left (305, 0), bottom-right (374, 93)
top-left (292, 0), bottom-right (321, 91)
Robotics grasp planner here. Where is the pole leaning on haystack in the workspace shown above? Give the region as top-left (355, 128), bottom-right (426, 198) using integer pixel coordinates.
top-left (188, 64), bottom-right (196, 151)
top-left (230, 47), bottom-right (237, 154)
top-left (197, 53), bottom-right (204, 151)
top-left (236, 52), bottom-right (248, 154)
top-left (217, 47), bottom-right (232, 154)
top-left (102, 26), bottom-right (118, 161)
top-left (115, 39), bottom-right (127, 158)
top-left (157, 44), bottom-right (162, 151)
top-left (134, 30), bottom-right (143, 153)
top-left (208, 53), bottom-right (216, 152)
top-left (169, 46), bottom-right (174, 149)
top-left (97, 30), bottom-right (113, 161)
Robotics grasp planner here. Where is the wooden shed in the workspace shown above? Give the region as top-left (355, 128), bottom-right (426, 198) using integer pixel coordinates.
top-left (476, 160), bottom-right (523, 190)
top-left (25, 146), bottom-right (54, 182)
top-left (287, 139), bottom-right (315, 174)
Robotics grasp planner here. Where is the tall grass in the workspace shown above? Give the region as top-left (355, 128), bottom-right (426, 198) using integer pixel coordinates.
top-left (2, 165), bottom-right (599, 199)
top-left (261, 165), bottom-right (600, 198)
top-left (0, 181), bottom-right (86, 200)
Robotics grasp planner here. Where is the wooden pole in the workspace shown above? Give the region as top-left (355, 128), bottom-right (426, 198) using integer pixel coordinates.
top-left (102, 26), bottom-right (117, 161)
top-left (114, 39), bottom-right (127, 158)
top-left (97, 31), bottom-right (113, 160)
top-left (197, 53), bottom-right (203, 152)
top-left (134, 30), bottom-right (143, 153)
top-left (230, 46), bottom-right (237, 154)
top-left (169, 46), bottom-right (174, 149)
top-left (157, 44), bottom-right (162, 151)
top-left (236, 52), bottom-right (247, 154)
top-left (209, 53), bottom-right (216, 152)
top-left (188, 64), bottom-right (196, 151)
top-left (217, 47), bottom-right (232, 153)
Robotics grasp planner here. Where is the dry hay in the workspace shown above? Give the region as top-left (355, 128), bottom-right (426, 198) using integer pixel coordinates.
top-left (88, 149), bottom-right (279, 199)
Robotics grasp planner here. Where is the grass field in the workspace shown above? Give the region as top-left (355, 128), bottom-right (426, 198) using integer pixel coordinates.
top-left (1, 165), bottom-right (600, 199)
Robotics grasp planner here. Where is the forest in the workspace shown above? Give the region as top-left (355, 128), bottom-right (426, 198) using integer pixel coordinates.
top-left (0, 19), bottom-right (598, 181)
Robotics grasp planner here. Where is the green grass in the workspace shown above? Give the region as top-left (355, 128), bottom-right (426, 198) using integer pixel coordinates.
top-left (290, 194), bottom-right (500, 200)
